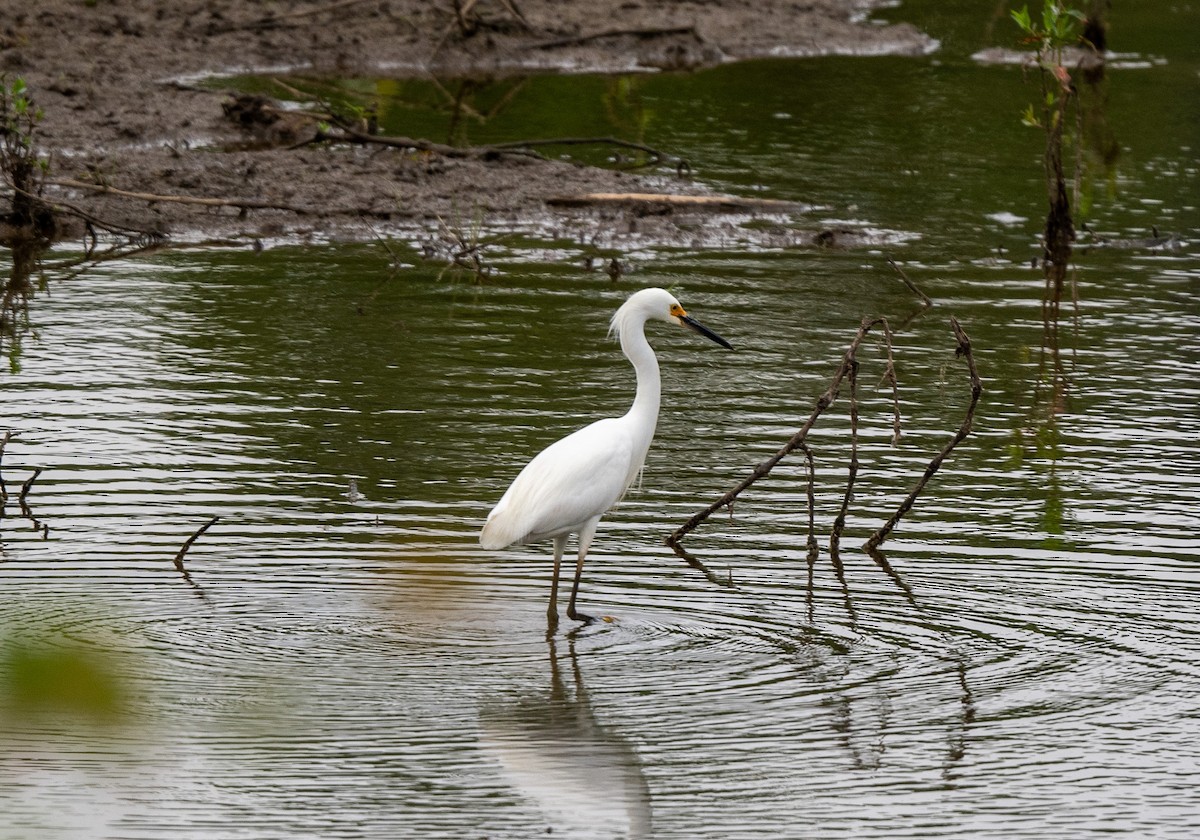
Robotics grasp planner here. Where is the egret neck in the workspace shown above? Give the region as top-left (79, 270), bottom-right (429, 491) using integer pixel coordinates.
top-left (619, 309), bottom-right (661, 489)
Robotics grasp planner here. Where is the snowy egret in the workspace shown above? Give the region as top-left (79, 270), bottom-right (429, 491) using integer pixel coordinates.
top-left (480, 287), bottom-right (732, 624)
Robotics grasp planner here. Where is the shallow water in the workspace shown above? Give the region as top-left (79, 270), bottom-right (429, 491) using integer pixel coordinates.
top-left (3, 4), bottom-right (1200, 839)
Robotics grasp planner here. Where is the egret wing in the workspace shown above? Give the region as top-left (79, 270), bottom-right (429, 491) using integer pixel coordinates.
top-left (481, 418), bottom-right (634, 548)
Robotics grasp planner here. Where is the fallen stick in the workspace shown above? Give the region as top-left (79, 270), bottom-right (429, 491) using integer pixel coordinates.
top-left (17, 468), bottom-right (48, 534)
top-left (12, 183), bottom-right (163, 240)
top-left (51, 178), bottom-right (312, 215)
top-left (864, 317), bottom-right (981, 551)
top-left (173, 515), bottom-right (220, 573)
top-left (532, 25), bottom-right (700, 50)
top-left (490, 136), bottom-right (681, 166)
top-left (304, 126), bottom-right (543, 161)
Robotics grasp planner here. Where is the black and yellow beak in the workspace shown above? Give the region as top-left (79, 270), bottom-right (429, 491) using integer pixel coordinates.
top-left (680, 313), bottom-right (734, 350)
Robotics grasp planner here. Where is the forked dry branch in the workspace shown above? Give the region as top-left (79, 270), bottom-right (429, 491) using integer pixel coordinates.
top-left (667, 315), bottom-right (981, 602)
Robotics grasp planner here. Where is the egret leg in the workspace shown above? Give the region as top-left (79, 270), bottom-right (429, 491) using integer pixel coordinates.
top-left (548, 534), bottom-right (568, 623)
top-left (566, 518), bottom-right (600, 622)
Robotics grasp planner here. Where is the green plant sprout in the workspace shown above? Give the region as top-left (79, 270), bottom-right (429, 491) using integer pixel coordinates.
top-left (1, 75), bottom-right (52, 234)
top-left (1011, 1), bottom-right (1088, 287)
top-left (1011, 2), bottom-right (1087, 129)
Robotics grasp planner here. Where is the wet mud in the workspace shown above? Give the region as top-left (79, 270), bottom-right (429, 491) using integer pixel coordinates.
top-left (3, 1), bottom-right (936, 247)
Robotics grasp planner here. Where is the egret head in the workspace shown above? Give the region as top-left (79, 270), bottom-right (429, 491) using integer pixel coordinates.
top-left (609, 287), bottom-right (733, 349)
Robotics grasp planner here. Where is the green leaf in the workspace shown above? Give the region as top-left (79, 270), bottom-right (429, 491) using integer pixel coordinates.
top-left (1011, 5), bottom-right (1032, 33)
top-left (1042, 1), bottom-right (1058, 35)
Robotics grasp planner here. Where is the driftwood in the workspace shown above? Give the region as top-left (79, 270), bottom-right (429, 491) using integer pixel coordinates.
top-left (490, 136), bottom-right (684, 168)
top-left (547, 193), bottom-right (800, 212)
top-left (307, 124), bottom-right (552, 161)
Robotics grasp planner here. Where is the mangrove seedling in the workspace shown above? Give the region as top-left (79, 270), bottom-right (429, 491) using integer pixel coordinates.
top-left (1011, 1), bottom-right (1088, 291)
top-left (0, 75), bottom-right (54, 241)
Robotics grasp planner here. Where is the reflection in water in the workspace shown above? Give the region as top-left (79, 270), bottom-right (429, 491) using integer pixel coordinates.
top-left (0, 238), bottom-right (43, 370)
top-left (478, 636), bottom-right (651, 839)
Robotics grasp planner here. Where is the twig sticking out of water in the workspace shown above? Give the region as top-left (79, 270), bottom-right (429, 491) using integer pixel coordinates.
top-left (799, 442), bottom-right (818, 622)
top-left (830, 341), bottom-right (861, 564)
top-left (0, 430), bottom-right (16, 502)
top-left (18, 467), bottom-right (41, 510)
top-left (665, 316), bottom-right (898, 550)
top-left (16, 467), bottom-right (49, 537)
top-left (887, 257), bottom-right (933, 309)
top-left (864, 317), bottom-right (980, 552)
top-left (173, 516), bottom-right (220, 575)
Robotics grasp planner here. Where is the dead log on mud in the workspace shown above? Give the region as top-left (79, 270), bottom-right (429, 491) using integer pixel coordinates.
top-left (547, 193), bottom-right (801, 212)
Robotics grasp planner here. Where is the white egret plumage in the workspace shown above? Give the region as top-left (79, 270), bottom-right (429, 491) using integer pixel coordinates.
top-left (480, 287), bottom-right (732, 624)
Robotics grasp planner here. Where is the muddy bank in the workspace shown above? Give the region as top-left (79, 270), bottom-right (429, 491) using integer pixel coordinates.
top-left (2, 1), bottom-right (936, 247)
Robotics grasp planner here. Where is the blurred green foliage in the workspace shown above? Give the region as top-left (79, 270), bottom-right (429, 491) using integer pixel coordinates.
top-left (1, 637), bottom-right (125, 725)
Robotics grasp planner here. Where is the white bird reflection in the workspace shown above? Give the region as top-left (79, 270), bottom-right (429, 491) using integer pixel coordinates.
top-left (477, 636), bottom-right (652, 838)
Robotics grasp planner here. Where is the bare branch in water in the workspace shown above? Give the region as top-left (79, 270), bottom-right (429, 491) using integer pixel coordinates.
top-left (865, 317), bottom-right (982, 552)
top-left (799, 443), bottom-right (818, 622)
top-left (666, 316), bottom-right (894, 551)
top-left (15, 467), bottom-right (49, 535)
top-left (18, 467), bottom-right (41, 510)
top-left (0, 430), bottom-right (17, 502)
top-left (887, 257), bottom-right (933, 309)
top-left (173, 515), bottom-right (220, 574)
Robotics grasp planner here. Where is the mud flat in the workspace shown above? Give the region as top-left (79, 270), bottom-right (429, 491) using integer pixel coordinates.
top-left (2, 1), bottom-right (935, 246)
